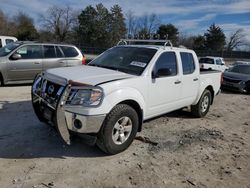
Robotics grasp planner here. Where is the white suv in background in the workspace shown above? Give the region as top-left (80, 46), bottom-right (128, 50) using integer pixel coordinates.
top-left (0, 36), bottom-right (18, 48)
top-left (199, 56), bottom-right (228, 72)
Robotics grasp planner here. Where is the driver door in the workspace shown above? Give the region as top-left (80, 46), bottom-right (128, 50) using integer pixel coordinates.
top-left (147, 52), bottom-right (182, 117)
top-left (7, 45), bottom-right (43, 81)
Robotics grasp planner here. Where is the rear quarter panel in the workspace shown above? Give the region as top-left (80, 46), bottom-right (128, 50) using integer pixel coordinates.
top-left (193, 71), bottom-right (221, 105)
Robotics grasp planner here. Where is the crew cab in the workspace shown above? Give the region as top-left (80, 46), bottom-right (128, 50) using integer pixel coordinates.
top-left (32, 39), bottom-right (222, 154)
top-left (199, 56), bottom-right (228, 72)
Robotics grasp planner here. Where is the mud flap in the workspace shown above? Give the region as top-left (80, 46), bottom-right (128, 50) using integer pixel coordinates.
top-left (56, 86), bottom-right (71, 145)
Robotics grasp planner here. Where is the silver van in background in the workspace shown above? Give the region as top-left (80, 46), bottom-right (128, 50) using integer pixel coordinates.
top-left (0, 42), bottom-right (85, 85)
top-left (0, 36), bottom-right (18, 48)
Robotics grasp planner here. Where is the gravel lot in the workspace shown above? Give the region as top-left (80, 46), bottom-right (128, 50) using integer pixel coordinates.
top-left (0, 85), bottom-right (249, 188)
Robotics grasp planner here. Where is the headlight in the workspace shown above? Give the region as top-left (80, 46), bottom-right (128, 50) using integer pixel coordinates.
top-left (68, 87), bottom-right (103, 107)
top-left (239, 81), bottom-right (246, 86)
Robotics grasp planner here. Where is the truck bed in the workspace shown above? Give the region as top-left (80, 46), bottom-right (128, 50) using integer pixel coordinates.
top-left (200, 68), bottom-right (221, 74)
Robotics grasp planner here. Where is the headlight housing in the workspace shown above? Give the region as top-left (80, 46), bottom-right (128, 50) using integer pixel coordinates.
top-left (67, 87), bottom-right (103, 107)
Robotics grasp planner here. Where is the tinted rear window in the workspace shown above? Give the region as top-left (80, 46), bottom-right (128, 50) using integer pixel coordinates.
top-left (181, 52), bottom-right (195, 75)
top-left (199, 58), bottom-right (214, 64)
top-left (60, 46), bottom-right (79, 57)
top-left (44, 45), bottom-right (56, 58)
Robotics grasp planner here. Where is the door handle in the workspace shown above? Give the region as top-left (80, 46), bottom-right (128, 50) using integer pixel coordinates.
top-left (34, 62), bottom-right (41, 64)
top-left (193, 78), bottom-right (199, 81)
top-left (174, 80), bottom-right (181, 84)
top-left (58, 62), bottom-right (65, 64)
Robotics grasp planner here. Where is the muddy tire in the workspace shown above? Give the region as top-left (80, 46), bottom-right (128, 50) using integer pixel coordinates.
top-left (191, 89), bottom-right (212, 118)
top-left (97, 104), bottom-right (139, 155)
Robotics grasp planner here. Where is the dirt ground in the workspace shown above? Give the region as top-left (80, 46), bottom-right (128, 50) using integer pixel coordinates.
top-left (0, 85), bottom-right (249, 188)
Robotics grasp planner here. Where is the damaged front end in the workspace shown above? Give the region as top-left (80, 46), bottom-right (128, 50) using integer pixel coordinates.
top-left (31, 74), bottom-right (105, 145)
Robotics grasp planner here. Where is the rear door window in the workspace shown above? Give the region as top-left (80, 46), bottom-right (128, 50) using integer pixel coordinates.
top-left (44, 45), bottom-right (56, 58)
top-left (60, 46), bottom-right (79, 57)
top-left (216, 59), bottom-right (223, 65)
top-left (55, 46), bottom-right (64, 58)
top-left (180, 52), bottom-right (195, 75)
top-left (16, 45), bottom-right (42, 59)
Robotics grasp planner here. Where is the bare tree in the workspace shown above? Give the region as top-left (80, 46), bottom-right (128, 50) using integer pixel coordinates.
top-left (227, 29), bottom-right (246, 51)
top-left (126, 10), bottom-right (137, 35)
top-left (0, 9), bottom-right (16, 36)
top-left (40, 5), bottom-right (77, 42)
top-left (138, 13), bottom-right (160, 35)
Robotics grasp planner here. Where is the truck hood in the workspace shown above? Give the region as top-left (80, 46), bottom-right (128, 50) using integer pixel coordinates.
top-left (45, 65), bottom-right (135, 86)
top-left (223, 71), bottom-right (250, 81)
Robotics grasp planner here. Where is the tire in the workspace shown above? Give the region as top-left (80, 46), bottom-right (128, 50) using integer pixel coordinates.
top-left (97, 104), bottom-right (139, 155)
top-left (246, 81), bottom-right (250, 94)
top-left (191, 89), bottom-right (212, 118)
top-left (0, 73), bottom-right (4, 86)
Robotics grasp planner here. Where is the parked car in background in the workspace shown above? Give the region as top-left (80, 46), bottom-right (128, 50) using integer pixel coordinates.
top-left (199, 56), bottom-right (228, 72)
top-left (31, 39), bottom-right (222, 154)
top-left (0, 36), bottom-right (18, 48)
top-left (0, 41), bottom-right (85, 86)
top-left (222, 64), bottom-right (250, 94)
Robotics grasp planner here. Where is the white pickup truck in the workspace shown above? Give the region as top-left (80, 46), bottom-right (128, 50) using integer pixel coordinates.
top-left (32, 40), bottom-right (222, 154)
top-left (199, 56), bottom-right (228, 72)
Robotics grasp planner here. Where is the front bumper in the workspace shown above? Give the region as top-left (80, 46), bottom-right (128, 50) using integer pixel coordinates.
top-left (32, 75), bottom-right (106, 144)
top-left (221, 81), bottom-right (247, 93)
top-left (64, 111), bottom-right (105, 133)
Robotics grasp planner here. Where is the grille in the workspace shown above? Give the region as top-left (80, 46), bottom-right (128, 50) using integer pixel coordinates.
top-left (223, 77), bottom-right (241, 83)
top-left (38, 79), bottom-right (65, 108)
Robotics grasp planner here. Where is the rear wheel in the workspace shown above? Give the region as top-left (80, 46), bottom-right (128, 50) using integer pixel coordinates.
top-left (97, 104), bottom-right (139, 155)
top-left (246, 81), bottom-right (250, 94)
top-left (0, 73), bottom-right (4, 86)
top-left (191, 89), bottom-right (212, 118)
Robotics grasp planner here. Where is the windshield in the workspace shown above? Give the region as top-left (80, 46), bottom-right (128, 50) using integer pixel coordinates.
top-left (88, 47), bottom-right (157, 75)
top-left (229, 65), bottom-right (250, 75)
top-left (0, 42), bottom-right (21, 57)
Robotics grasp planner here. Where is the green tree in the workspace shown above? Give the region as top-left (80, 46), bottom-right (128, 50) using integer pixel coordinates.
top-left (193, 35), bottom-right (206, 51)
top-left (110, 5), bottom-right (126, 46)
top-left (78, 4), bottom-right (110, 47)
top-left (204, 23), bottom-right (226, 51)
top-left (157, 24), bottom-right (179, 45)
top-left (77, 4), bottom-right (126, 48)
top-left (14, 12), bottom-right (38, 40)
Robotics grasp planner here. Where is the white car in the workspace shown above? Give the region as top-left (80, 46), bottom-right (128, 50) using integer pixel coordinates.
top-left (0, 36), bottom-right (17, 48)
top-left (32, 40), bottom-right (222, 154)
top-left (199, 56), bottom-right (228, 72)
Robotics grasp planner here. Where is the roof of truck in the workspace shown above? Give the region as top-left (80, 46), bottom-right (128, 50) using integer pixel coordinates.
top-left (117, 44), bottom-right (194, 53)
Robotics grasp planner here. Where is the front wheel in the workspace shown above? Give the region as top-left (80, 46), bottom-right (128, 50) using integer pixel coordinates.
top-left (97, 104), bottom-right (139, 155)
top-left (191, 89), bottom-right (212, 118)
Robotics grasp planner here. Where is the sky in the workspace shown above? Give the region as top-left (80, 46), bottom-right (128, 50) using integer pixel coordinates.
top-left (1, 0), bottom-right (250, 43)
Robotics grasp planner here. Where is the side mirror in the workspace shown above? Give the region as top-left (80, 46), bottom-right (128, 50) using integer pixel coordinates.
top-left (152, 68), bottom-right (172, 79)
top-left (11, 53), bottom-right (22, 60)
